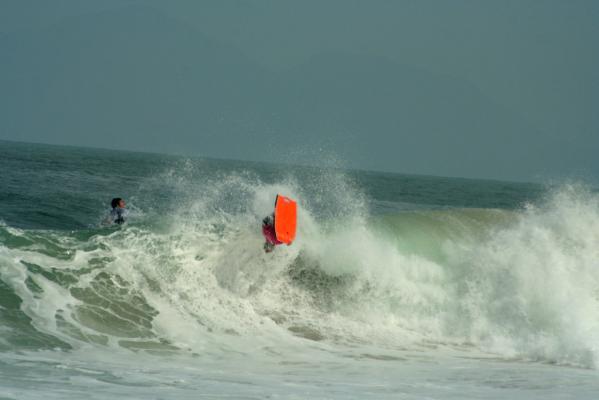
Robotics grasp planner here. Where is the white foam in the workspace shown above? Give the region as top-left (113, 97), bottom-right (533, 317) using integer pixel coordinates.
top-left (1, 176), bottom-right (598, 368)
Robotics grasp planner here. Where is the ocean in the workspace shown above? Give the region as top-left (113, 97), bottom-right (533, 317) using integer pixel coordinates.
top-left (1, 140), bottom-right (598, 399)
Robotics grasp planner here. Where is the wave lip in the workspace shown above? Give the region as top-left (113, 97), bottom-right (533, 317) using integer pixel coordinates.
top-left (1, 173), bottom-right (598, 368)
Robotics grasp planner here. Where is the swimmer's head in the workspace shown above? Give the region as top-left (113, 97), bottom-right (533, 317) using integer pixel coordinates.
top-left (111, 198), bottom-right (125, 209)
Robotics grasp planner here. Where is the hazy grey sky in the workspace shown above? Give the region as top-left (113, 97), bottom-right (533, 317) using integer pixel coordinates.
top-left (1, 0), bottom-right (597, 182)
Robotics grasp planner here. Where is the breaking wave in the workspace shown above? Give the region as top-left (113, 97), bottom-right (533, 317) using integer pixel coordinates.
top-left (1, 169), bottom-right (598, 368)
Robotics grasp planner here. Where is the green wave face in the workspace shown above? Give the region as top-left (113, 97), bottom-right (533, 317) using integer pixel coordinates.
top-left (0, 226), bottom-right (178, 353)
top-left (1, 141), bottom-right (598, 368)
top-left (1, 185), bottom-right (598, 369)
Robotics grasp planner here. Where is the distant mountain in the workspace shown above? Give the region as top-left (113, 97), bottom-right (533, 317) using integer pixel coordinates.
top-left (1, 4), bottom-right (551, 180)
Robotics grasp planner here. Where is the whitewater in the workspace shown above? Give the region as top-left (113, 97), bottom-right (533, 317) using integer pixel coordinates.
top-left (1, 140), bottom-right (598, 399)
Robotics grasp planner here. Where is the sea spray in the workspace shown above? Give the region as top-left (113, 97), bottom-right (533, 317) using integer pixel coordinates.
top-left (440, 185), bottom-right (599, 366)
top-left (1, 142), bottom-right (598, 374)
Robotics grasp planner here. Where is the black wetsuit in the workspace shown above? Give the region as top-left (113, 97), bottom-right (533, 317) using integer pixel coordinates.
top-left (110, 208), bottom-right (126, 224)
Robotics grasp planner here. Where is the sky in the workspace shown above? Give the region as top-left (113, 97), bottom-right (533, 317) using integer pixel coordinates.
top-left (1, 0), bottom-right (597, 182)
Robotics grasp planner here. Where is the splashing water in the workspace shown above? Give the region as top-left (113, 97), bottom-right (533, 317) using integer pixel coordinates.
top-left (1, 141), bottom-right (598, 399)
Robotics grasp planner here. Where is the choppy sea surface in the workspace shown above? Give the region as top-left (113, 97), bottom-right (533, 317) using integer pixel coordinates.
top-left (1, 140), bottom-right (598, 399)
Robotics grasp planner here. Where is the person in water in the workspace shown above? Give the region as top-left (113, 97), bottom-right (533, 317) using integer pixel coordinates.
top-left (109, 197), bottom-right (127, 225)
top-left (262, 213), bottom-right (282, 253)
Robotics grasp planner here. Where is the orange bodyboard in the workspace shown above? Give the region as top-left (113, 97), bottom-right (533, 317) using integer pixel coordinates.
top-left (274, 195), bottom-right (297, 245)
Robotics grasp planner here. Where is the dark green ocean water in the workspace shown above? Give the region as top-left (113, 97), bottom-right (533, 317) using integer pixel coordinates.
top-left (0, 140), bottom-right (542, 230)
